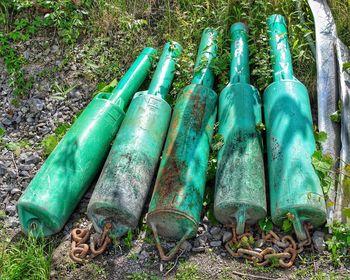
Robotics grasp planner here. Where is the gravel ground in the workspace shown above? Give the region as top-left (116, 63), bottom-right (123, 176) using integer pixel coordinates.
top-left (1, 35), bottom-right (350, 280)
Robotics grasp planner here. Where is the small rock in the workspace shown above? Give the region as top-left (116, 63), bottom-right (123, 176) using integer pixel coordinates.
top-left (69, 90), bottom-right (81, 99)
top-left (2, 118), bottom-right (12, 126)
top-left (30, 98), bottom-right (45, 113)
top-left (23, 50), bottom-right (30, 60)
top-left (23, 152), bottom-right (41, 164)
top-left (222, 231), bottom-right (233, 243)
top-left (197, 225), bottom-right (205, 234)
top-left (192, 246), bottom-right (206, 253)
top-left (210, 226), bottom-right (221, 235)
top-left (212, 233), bottom-right (222, 240)
top-left (8, 169), bottom-right (17, 178)
top-left (180, 240), bottom-right (192, 252)
top-left (194, 235), bottom-right (207, 247)
top-left (5, 204), bottom-right (16, 215)
top-left (6, 216), bottom-right (19, 228)
top-left (312, 231), bottom-right (326, 252)
top-left (210, 240), bottom-right (222, 247)
top-left (10, 188), bottom-right (21, 195)
top-left (19, 164), bottom-right (34, 171)
top-left (19, 170), bottom-right (30, 177)
top-left (0, 162), bottom-right (7, 176)
top-left (52, 45), bottom-right (59, 53)
top-left (138, 250), bottom-right (149, 260)
top-left (254, 239), bottom-right (265, 248)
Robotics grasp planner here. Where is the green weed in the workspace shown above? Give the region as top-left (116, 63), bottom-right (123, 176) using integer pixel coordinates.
top-left (175, 262), bottom-right (200, 280)
top-left (258, 216), bottom-right (273, 233)
top-left (41, 122), bottom-right (71, 157)
top-left (0, 234), bottom-right (52, 280)
top-left (127, 272), bottom-right (160, 280)
top-left (325, 222), bottom-right (350, 267)
top-left (123, 229), bottom-right (134, 250)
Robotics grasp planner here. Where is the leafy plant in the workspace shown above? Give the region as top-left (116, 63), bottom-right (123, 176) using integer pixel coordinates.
top-left (41, 122), bottom-right (71, 157)
top-left (41, 134), bottom-right (59, 157)
top-left (92, 78), bottom-right (118, 97)
top-left (314, 130), bottom-right (328, 147)
top-left (312, 150), bottom-right (335, 199)
top-left (123, 229), bottom-right (133, 250)
top-left (258, 216), bottom-right (273, 233)
top-left (325, 222), bottom-right (350, 267)
top-left (282, 218), bottom-right (293, 233)
top-left (330, 101), bottom-right (343, 123)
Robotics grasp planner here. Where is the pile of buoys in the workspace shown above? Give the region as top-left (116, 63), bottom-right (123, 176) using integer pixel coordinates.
top-left (17, 14), bottom-right (326, 262)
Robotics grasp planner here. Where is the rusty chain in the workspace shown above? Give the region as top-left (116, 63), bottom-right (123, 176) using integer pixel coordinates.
top-left (225, 223), bottom-right (313, 268)
top-left (69, 223), bottom-right (112, 263)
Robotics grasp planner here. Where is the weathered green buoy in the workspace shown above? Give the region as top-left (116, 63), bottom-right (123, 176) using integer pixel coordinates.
top-left (264, 15), bottom-right (326, 240)
top-left (17, 48), bottom-right (157, 236)
top-left (147, 28), bottom-right (218, 260)
top-left (214, 22), bottom-right (266, 235)
top-left (87, 42), bottom-right (182, 238)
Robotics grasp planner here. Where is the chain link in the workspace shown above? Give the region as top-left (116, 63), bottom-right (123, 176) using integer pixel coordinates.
top-left (224, 222), bottom-right (312, 268)
top-left (69, 223), bottom-right (112, 263)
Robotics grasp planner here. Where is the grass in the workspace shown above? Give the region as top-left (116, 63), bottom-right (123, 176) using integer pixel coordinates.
top-left (329, 0), bottom-right (350, 46)
top-left (0, 234), bottom-right (52, 280)
top-left (127, 272), bottom-right (160, 280)
top-left (175, 262), bottom-right (201, 280)
top-left (0, 0), bottom-right (318, 98)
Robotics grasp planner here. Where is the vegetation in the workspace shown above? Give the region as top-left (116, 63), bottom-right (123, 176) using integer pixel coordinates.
top-left (0, 0), bottom-right (350, 279)
top-left (40, 122), bottom-right (71, 157)
top-left (326, 222), bottom-right (350, 267)
top-left (0, 234), bottom-right (52, 280)
top-left (175, 262), bottom-right (200, 280)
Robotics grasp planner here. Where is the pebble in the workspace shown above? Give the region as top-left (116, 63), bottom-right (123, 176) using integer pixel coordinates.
top-left (0, 162), bottom-right (7, 176)
top-left (6, 216), bottom-right (19, 228)
top-left (22, 152), bottom-right (41, 164)
top-left (312, 231), bottom-right (326, 252)
top-left (210, 240), bottom-right (222, 247)
top-left (10, 188), bottom-right (21, 195)
top-left (180, 240), bottom-right (192, 252)
top-left (222, 231), bottom-right (233, 243)
top-left (194, 235), bottom-right (207, 247)
top-left (192, 246), bottom-right (206, 253)
top-left (23, 50), bottom-right (30, 60)
top-left (7, 169), bottom-right (17, 178)
top-left (5, 204), bottom-right (16, 215)
top-left (210, 226), bottom-right (221, 235)
top-left (30, 98), bottom-right (45, 113)
top-left (138, 250), bottom-right (149, 260)
top-left (19, 170), bottom-right (30, 177)
top-left (19, 164), bottom-right (34, 171)
top-left (2, 118), bottom-right (12, 126)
